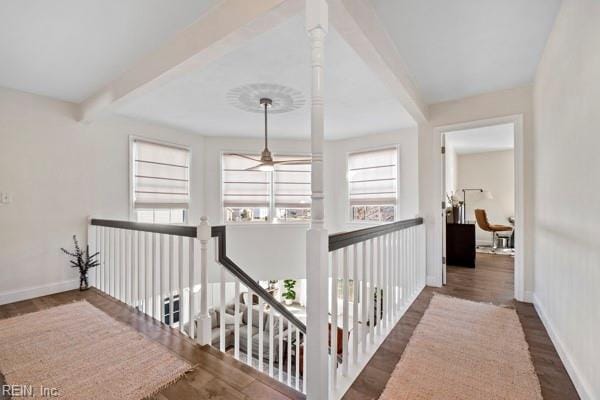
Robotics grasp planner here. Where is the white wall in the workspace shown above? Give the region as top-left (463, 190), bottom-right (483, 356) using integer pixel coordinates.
top-left (0, 86), bottom-right (206, 303)
top-left (444, 143), bottom-right (458, 197)
top-left (0, 86), bottom-right (422, 302)
top-left (457, 150), bottom-right (515, 244)
top-left (532, 1), bottom-right (600, 398)
top-left (418, 86), bottom-right (533, 294)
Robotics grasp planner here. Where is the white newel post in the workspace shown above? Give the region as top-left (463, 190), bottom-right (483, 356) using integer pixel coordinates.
top-left (87, 216), bottom-right (96, 288)
top-left (197, 216), bottom-right (212, 345)
top-left (305, 0), bottom-right (329, 398)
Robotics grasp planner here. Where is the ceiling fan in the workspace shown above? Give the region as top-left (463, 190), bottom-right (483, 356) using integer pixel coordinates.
top-left (229, 98), bottom-right (311, 171)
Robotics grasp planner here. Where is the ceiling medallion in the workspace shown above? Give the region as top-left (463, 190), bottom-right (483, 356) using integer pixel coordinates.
top-left (226, 83), bottom-right (305, 114)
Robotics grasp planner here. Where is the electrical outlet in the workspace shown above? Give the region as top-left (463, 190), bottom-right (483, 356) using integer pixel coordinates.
top-left (0, 192), bottom-right (12, 204)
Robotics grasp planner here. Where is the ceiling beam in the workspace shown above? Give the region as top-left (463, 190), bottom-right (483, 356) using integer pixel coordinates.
top-left (328, 0), bottom-right (428, 123)
top-left (78, 0), bottom-right (303, 122)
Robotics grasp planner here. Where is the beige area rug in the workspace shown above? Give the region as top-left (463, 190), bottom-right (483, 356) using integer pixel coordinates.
top-left (380, 294), bottom-right (542, 400)
top-left (0, 301), bottom-right (192, 400)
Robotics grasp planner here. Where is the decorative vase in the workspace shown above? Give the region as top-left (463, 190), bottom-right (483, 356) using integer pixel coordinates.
top-left (452, 206), bottom-right (460, 223)
top-left (285, 299), bottom-right (293, 305)
top-left (79, 273), bottom-right (89, 291)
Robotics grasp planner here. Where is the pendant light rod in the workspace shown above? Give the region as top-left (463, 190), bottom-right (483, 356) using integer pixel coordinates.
top-left (260, 98), bottom-right (272, 151)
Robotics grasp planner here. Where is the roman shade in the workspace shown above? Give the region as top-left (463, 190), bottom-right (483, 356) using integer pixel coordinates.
top-left (222, 154), bottom-right (270, 208)
top-left (348, 147), bottom-right (397, 206)
top-left (274, 156), bottom-right (311, 208)
top-left (133, 139), bottom-right (190, 209)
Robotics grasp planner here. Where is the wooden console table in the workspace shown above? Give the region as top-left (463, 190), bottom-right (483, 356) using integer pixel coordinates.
top-left (446, 222), bottom-right (476, 268)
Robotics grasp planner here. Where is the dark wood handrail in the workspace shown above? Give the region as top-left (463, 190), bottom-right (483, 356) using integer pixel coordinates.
top-left (90, 218), bottom-right (306, 334)
top-left (211, 226), bottom-right (306, 334)
top-left (329, 217), bottom-right (423, 252)
top-left (91, 218), bottom-right (197, 237)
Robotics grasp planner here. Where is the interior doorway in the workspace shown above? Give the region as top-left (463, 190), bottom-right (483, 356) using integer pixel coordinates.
top-left (437, 116), bottom-right (524, 301)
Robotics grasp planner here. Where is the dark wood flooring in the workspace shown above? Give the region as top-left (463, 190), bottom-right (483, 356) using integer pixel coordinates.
top-left (343, 253), bottom-right (580, 400)
top-left (0, 289), bottom-right (304, 400)
top-left (0, 254), bottom-right (579, 399)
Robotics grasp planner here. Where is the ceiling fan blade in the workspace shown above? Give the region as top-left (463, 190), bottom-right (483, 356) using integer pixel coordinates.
top-left (230, 153), bottom-right (262, 162)
top-left (273, 159), bottom-right (312, 165)
top-left (245, 164), bottom-right (264, 171)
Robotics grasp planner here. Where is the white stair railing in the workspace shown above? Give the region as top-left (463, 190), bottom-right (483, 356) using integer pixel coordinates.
top-left (88, 217), bottom-right (307, 394)
top-left (326, 218), bottom-right (427, 399)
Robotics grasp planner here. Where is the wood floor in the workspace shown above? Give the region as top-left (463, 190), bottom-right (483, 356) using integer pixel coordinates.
top-left (1, 254), bottom-right (579, 399)
top-left (343, 253), bottom-right (580, 400)
top-left (0, 289), bottom-right (304, 400)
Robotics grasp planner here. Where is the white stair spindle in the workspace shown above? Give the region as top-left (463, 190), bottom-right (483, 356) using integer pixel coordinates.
top-left (269, 309), bottom-right (274, 377)
top-left (295, 329), bottom-right (300, 390)
top-left (247, 289), bottom-right (253, 366)
top-left (369, 239), bottom-right (375, 344)
top-left (258, 297), bottom-right (264, 372)
top-left (278, 313), bottom-right (284, 382)
top-left (342, 246), bottom-right (349, 377)
top-left (188, 236), bottom-right (195, 339)
top-left (361, 240), bottom-right (368, 353)
top-left (234, 280), bottom-right (240, 360)
top-left (220, 268), bottom-right (226, 351)
top-left (168, 235), bottom-right (174, 327)
top-left (287, 325), bottom-right (292, 386)
top-left (178, 236), bottom-right (184, 333)
top-left (352, 243), bottom-right (359, 365)
top-left (331, 250), bottom-right (339, 387)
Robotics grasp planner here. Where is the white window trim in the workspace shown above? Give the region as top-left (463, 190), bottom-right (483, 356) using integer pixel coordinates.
top-left (129, 135), bottom-right (192, 224)
top-left (346, 144), bottom-right (401, 225)
top-left (220, 150), bottom-right (312, 225)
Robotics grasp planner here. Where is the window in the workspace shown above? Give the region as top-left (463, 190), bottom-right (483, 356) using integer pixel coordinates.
top-left (222, 153), bottom-right (311, 223)
top-left (347, 147), bottom-right (398, 222)
top-left (132, 138), bottom-right (190, 224)
top-left (274, 156), bottom-right (311, 222)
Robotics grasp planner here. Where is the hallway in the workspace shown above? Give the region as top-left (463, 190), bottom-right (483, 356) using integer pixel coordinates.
top-left (344, 254), bottom-right (579, 400)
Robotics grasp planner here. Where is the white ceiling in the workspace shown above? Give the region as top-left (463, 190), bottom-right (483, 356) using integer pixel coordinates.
top-left (371, 0), bottom-right (562, 104)
top-left (0, 0), bottom-right (218, 102)
top-left (115, 14), bottom-right (416, 140)
top-left (446, 123), bottom-right (514, 155)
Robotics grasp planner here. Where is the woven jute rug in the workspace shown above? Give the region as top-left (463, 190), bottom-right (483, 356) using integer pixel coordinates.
top-left (0, 301), bottom-right (191, 399)
top-left (379, 294), bottom-right (542, 400)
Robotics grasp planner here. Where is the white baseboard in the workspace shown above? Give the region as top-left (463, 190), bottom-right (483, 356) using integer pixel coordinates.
top-left (0, 279), bottom-right (79, 306)
top-left (426, 275), bottom-right (442, 287)
top-left (533, 293), bottom-right (593, 400)
top-left (522, 290), bottom-right (534, 303)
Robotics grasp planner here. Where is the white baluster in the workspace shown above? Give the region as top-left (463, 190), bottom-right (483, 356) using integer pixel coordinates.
top-left (121, 229), bottom-right (126, 302)
top-left (369, 238), bottom-right (375, 344)
top-left (361, 240), bottom-right (368, 353)
top-left (302, 332), bottom-right (307, 394)
top-left (127, 230), bottom-right (132, 306)
top-left (331, 250), bottom-right (338, 387)
top-left (342, 246), bottom-right (349, 377)
top-left (258, 297), bottom-right (264, 372)
top-left (188, 236), bottom-right (195, 338)
top-left (178, 236), bottom-right (184, 333)
top-left (269, 309), bottom-right (274, 377)
top-left (352, 243), bottom-right (359, 365)
top-left (278, 313), bottom-right (284, 382)
top-left (133, 231), bottom-right (139, 308)
top-left (234, 280), bottom-right (240, 360)
top-left (168, 235), bottom-right (174, 327)
top-left (295, 329), bottom-right (300, 390)
top-left (247, 289), bottom-right (253, 366)
top-left (287, 325), bottom-right (292, 386)
top-left (219, 268), bottom-right (226, 351)
top-left (159, 234), bottom-right (164, 323)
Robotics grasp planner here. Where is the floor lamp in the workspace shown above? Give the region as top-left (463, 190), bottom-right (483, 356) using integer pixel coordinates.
top-left (462, 188), bottom-right (483, 223)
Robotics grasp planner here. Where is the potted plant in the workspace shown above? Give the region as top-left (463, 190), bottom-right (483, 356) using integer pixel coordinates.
top-left (282, 279), bottom-right (297, 305)
top-left (61, 235), bottom-right (100, 291)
